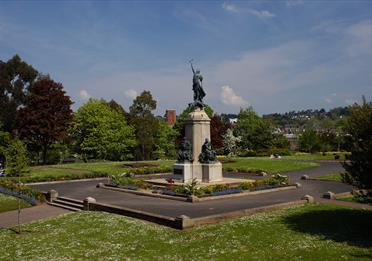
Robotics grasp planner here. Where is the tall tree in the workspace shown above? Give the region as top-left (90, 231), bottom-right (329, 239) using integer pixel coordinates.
top-left (298, 129), bottom-right (321, 153)
top-left (5, 138), bottom-right (29, 234)
top-left (71, 99), bottom-right (135, 161)
top-left (128, 91), bottom-right (159, 160)
top-left (0, 55), bottom-right (38, 131)
top-left (16, 78), bottom-right (73, 164)
top-left (210, 115), bottom-right (232, 149)
top-left (342, 97), bottom-right (372, 190)
top-left (234, 107), bottom-right (274, 151)
top-left (0, 128), bottom-right (10, 166)
top-left (223, 128), bottom-right (241, 156)
top-left (107, 99), bottom-right (126, 116)
top-left (153, 119), bottom-right (178, 159)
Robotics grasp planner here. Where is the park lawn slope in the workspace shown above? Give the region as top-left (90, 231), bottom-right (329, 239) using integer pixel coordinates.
top-left (3, 158), bottom-right (318, 183)
top-left (314, 172), bottom-right (344, 182)
top-left (1, 204), bottom-right (371, 260)
top-left (223, 157), bottom-right (319, 173)
top-left (0, 193), bottom-right (31, 213)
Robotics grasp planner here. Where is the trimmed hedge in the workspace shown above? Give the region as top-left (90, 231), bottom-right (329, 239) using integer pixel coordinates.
top-left (0, 180), bottom-right (45, 203)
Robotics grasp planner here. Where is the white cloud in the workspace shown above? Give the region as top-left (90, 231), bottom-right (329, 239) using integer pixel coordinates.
top-left (220, 85), bottom-right (248, 107)
top-left (222, 2), bottom-right (239, 13)
top-left (124, 89), bottom-right (138, 99)
top-left (74, 20), bottom-right (372, 114)
top-left (221, 3), bottom-right (274, 19)
top-left (248, 9), bottom-right (275, 19)
top-left (78, 89), bottom-right (90, 100)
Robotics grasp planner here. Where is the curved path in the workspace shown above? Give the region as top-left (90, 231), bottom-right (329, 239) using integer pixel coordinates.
top-left (31, 161), bottom-right (351, 219)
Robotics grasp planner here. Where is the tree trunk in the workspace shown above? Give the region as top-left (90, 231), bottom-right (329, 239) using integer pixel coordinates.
top-left (42, 143), bottom-right (48, 165)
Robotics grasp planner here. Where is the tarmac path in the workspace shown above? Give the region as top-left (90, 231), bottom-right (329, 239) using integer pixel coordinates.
top-left (31, 161), bottom-right (351, 219)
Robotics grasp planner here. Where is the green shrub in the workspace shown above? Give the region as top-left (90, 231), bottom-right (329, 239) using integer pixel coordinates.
top-left (199, 185), bottom-right (214, 196)
top-left (172, 185), bottom-right (188, 195)
top-left (0, 179), bottom-right (45, 202)
top-left (268, 148), bottom-right (292, 156)
top-left (110, 173), bottom-right (150, 189)
top-left (238, 182), bottom-right (254, 191)
top-left (265, 174), bottom-right (289, 186)
top-left (212, 184), bottom-right (230, 192)
top-left (237, 150), bottom-right (257, 157)
top-left (183, 178), bottom-right (199, 195)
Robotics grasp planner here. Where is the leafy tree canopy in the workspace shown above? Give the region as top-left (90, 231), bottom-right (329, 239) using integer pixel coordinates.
top-left (298, 129), bottom-right (321, 153)
top-left (153, 119), bottom-right (178, 159)
top-left (71, 98), bottom-right (135, 161)
top-left (0, 55), bottom-right (39, 131)
top-left (210, 115), bottom-right (232, 149)
top-left (129, 90), bottom-right (156, 118)
top-left (107, 99), bottom-right (126, 117)
top-left (16, 77), bottom-right (73, 164)
top-left (128, 91), bottom-right (160, 160)
top-left (343, 97), bottom-right (372, 190)
top-left (5, 138), bottom-right (29, 177)
top-left (234, 106), bottom-right (275, 151)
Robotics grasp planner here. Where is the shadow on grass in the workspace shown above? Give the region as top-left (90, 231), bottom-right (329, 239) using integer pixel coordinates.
top-left (284, 208), bottom-right (372, 247)
top-left (0, 227), bottom-right (32, 235)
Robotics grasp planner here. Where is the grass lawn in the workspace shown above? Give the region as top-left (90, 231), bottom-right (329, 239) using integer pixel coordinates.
top-left (282, 152), bottom-right (349, 161)
top-left (338, 196), bottom-right (372, 206)
top-left (224, 157), bottom-right (319, 173)
top-left (2, 157), bottom-right (319, 183)
top-left (0, 193), bottom-right (31, 213)
top-left (314, 172), bottom-right (344, 182)
top-left (0, 204), bottom-right (371, 260)
top-left (5, 160), bottom-right (175, 183)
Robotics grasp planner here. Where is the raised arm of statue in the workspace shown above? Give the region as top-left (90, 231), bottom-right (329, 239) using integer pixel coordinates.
top-left (190, 61), bottom-right (195, 75)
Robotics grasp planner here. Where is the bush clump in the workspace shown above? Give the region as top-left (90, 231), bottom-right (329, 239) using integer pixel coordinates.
top-left (0, 179), bottom-right (45, 203)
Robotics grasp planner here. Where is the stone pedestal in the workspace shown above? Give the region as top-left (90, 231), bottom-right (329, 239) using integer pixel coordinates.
top-left (185, 109), bottom-right (211, 163)
top-left (173, 162), bottom-right (193, 182)
top-left (202, 162), bottom-right (223, 182)
top-left (173, 108), bottom-right (223, 183)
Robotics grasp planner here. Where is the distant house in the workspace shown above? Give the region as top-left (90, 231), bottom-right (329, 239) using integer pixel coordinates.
top-left (229, 118), bottom-right (238, 124)
top-left (285, 133), bottom-right (299, 150)
top-left (165, 109), bottom-right (176, 127)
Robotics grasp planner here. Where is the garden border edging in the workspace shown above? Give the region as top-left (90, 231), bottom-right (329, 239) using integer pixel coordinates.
top-left (99, 184), bottom-right (298, 203)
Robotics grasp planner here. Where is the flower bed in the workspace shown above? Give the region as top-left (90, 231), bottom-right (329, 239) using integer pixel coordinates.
top-left (0, 180), bottom-right (45, 204)
top-left (108, 173), bottom-right (290, 199)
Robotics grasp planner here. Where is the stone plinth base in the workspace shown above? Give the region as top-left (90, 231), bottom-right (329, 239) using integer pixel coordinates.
top-left (202, 161), bottom-right (223, 183)
top-left (173, 161), bottom-right (223, 183)
top-left (173, 162), bottom-right (193, 183)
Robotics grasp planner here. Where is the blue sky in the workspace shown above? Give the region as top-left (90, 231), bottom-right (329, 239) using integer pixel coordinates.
top-left (1, 0), bottom-right (372, 115)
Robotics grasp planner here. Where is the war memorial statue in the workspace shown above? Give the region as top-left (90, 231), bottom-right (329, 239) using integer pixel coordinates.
top-left (199, 138), bottom-right (217, 164)
top-left (177, 137), bottom-right (193, 162)
top-left (173, 61), bottom-right (223, 183)
top-left (190, 60), bottom-right (206, 109)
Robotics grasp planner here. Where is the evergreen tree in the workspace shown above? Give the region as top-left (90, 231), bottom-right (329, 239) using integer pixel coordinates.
top-left (342, 97), bottom-right (372, 190)
top-left (128, 91), bottom-right (159, 160)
